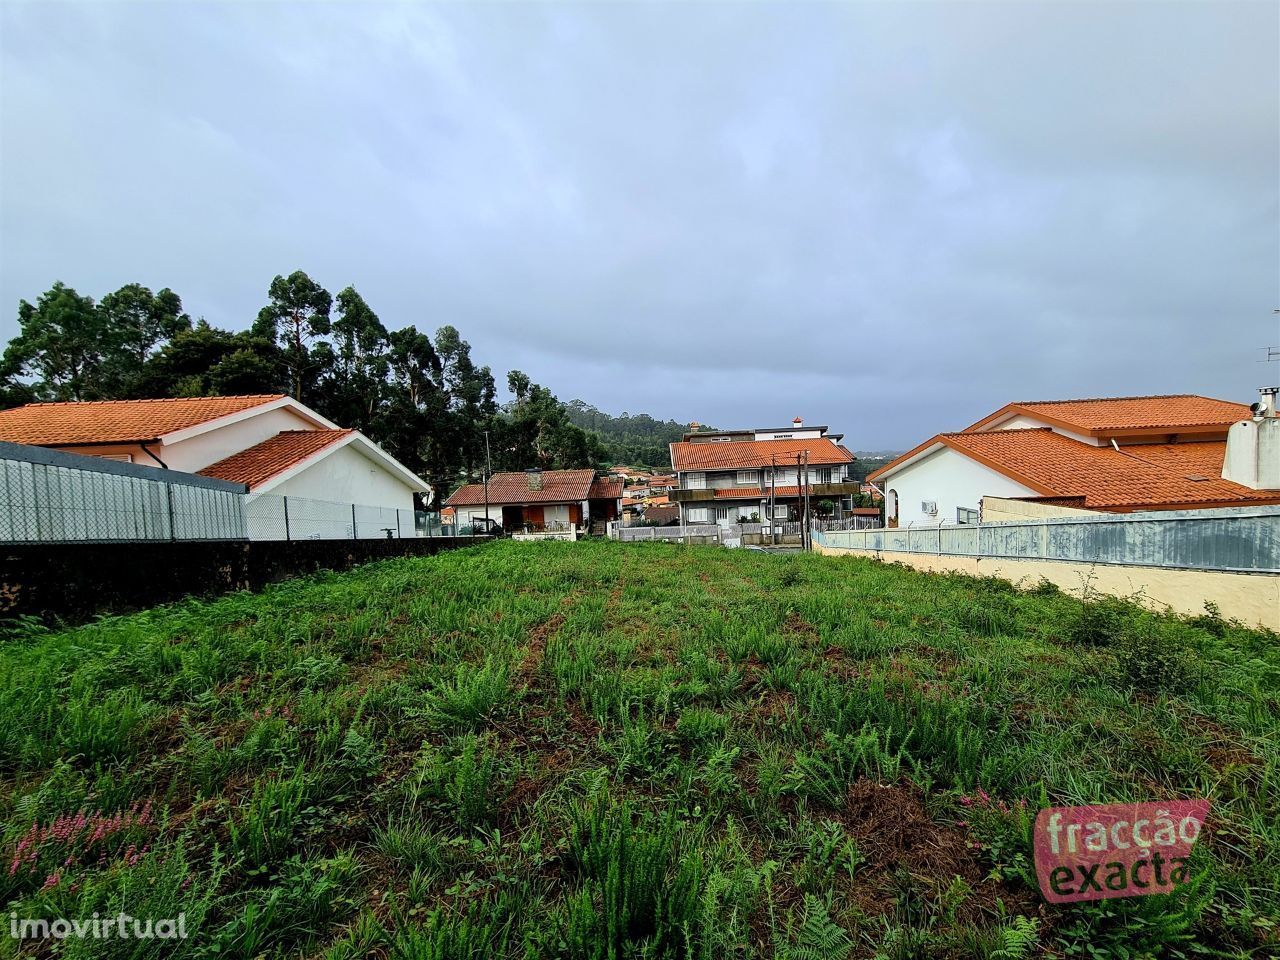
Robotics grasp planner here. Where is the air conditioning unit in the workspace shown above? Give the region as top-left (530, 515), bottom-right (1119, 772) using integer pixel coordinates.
top-left (921, 500), bottom-right (938, 515)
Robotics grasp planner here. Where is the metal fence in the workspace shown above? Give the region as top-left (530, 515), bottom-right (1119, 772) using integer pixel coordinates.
top-left (245, 494), bottom-right (439, 541)
top-left (0, 442), bottom-right (446, 544)
top-left (812, 516), bottom-right (882, 532)
top-left (0, 440), bottom-right (247, 542)
top-left (812, 505), bottom-right (1280, 574)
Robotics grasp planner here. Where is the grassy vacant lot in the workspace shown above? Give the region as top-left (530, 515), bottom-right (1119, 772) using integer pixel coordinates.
top-left (1, 540), bottom-right (1277, 959)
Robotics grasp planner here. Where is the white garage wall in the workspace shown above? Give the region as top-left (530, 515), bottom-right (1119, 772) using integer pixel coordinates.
top-left (266, 442), bottom-right (418, 510)
top-left (884, 447), bottom-right (1036, 526)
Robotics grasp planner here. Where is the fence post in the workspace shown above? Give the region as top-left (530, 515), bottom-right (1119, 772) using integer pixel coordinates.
top-left (352, 503), bottom-right (358, 540)
top-left (166, 482), bottom-right (177, 541)
top-left (31, 464), bottom-right (44, 542)
top-left (283, 496), bottom-right (291, 541)
top-left (1040, 517), bottom-right (1048, 558)
top-left (396, 510), bottom-right (402, 539)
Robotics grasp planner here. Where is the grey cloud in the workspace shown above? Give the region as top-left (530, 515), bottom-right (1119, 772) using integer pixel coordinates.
top-left (1, 1), bottom-right (1275, 448)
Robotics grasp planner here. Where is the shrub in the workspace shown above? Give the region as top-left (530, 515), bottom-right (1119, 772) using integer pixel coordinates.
top-left (1065, 594), bottom-right (1134, 647)
top-left (1111, 624), bottom-right (1196, 694)
top-left (1186, 601), bottom-right (1228, 638)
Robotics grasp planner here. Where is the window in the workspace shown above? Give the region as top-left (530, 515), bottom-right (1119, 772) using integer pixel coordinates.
top-left (685, 472), bottom-right (705, 490)
top-left (686, 507), bottom-right (710, 523)
top-left (772, 505), bottom-right (790, 520)
top-left (736, 470), bottom-right (756, 485)
top-left (715, 505), bottom-right (733, 521)
top-left (956, 507), bottom-right (979, 525)
top-left (818, 467), bottom-right (832, 483)
top-left (98, 454), bottom-right (133, 463)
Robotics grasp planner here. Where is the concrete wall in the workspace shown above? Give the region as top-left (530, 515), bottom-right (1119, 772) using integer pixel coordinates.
top-left (813, 542), bottom-right (1279, 630)
top-left (884, 446), bottom-right (1037, 526)
top-left (264, 441), bottom-right (417, 511)
top-left (980, 496), bottom-right (1101, 523)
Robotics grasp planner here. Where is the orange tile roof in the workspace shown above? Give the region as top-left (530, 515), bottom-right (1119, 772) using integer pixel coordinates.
top-left (445, 469), bottom-right (596, 507)
top-left (967, 394), bottom-right (1249, 436)
top-left (198, 429), bottom-right (352, 488)
top-left (0, 395), bottom-right (285, 446)
top-left (871, 429), bottom-right (1278, 511)
top-left (670, 437), bottom-right (854, 471)
top-left (588, 477), bottom-right (625, 499)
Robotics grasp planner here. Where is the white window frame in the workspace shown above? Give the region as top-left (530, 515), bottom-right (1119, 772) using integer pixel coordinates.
top-left (772, 505), bottom-right (790, 520)
top-left (736, 470), bottom-right (756, 485)
top-left (684, 472), bottom-right (706, 490)
top-left (686, 506), bottom-right (711, 523)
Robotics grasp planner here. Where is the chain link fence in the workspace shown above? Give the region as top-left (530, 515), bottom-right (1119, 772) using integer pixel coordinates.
top-left (1, 441), bottom-right (247, 542)
top-left (0, 442), bottom-right (445, 544)
top-left (244, 494), bottom-right (442, 541)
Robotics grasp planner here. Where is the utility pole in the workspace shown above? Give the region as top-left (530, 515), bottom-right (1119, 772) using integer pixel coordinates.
top-left (770, 455), bottom-right (777, 546)
top-left (788, 455), bottom-right (798, 552)
top-left (801, 450), bottom-right (810, 550)
top-left (483, 430), bottom-right (492, 528)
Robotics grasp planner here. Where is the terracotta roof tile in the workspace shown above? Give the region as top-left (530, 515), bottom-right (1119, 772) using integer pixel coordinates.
top-left (0, 395), bottom-right (285, 446)
top-left (446, 469), bottom-right (596, 507)
top-left (588, 477), bottom-right (625, 499)
top-left (969, 394), bottom-right (1249, 436)
top-left (873, 429), bottom-right (1278, 511)
top-left (670, 438), bottom-right (854, 471)
top-left (198, 429), bottom-right (352, 488)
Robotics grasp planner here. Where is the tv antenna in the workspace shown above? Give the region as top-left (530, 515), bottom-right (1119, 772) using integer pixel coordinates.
top-left (1261, 310), bottom-right (1280, 369)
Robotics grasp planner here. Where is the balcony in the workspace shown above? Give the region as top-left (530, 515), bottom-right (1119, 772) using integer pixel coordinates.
top-left (670, 481), bottom-right (861, 503)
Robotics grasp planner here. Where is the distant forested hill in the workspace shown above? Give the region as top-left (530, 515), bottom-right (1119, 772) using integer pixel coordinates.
top-left (564, 400), bottom-right (709, 469)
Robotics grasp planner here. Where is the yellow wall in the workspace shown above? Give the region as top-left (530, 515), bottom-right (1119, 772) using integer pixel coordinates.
top-left (813, 543), bottom-right (1280, 630)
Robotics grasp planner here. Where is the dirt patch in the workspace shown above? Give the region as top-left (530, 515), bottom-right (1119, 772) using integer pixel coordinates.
top-left (783, 611), bottom-right (818, 640)
top-left (517, 612), bottom-right (565, 685)
top-left (838, 779), bottom-right (1035, 922)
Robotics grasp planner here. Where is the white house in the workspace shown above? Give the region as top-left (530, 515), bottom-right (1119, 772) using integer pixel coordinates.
top-left (445, 469), bottom-right (623, 533)
top-left (869, 393), bottom-right (1280, 526)
top-left (669, 418), bottom-right (862, 527)
top-left (0, 395), bottom-right (430, 536)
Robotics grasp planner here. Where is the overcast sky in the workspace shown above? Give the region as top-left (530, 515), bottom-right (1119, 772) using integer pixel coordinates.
top-left (1, 1), bottom-right (1276, 448)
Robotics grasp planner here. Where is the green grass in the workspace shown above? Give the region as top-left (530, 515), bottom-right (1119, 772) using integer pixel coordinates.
top-left (1, 539), bottom-right (1277, 958)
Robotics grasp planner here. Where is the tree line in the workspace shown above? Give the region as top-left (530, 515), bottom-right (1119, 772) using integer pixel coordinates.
top-left (0, 272), bottom-right (620, 503)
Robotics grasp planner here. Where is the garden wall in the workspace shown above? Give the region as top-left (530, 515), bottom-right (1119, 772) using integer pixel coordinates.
top-left (812, 543), bottom-right (1280, 630)
top-left (0, 537), bottom-right (489, 624)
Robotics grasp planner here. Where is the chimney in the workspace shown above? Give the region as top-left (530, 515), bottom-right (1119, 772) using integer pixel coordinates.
top-left (1221, 387), bottom-right (1280, 490)
top-left (1255, 386), bottom-right (1279, 420)
top-left (526, 468), bottom-right (543, 491)
top-left (793, 416), bottom-right (804, 428)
